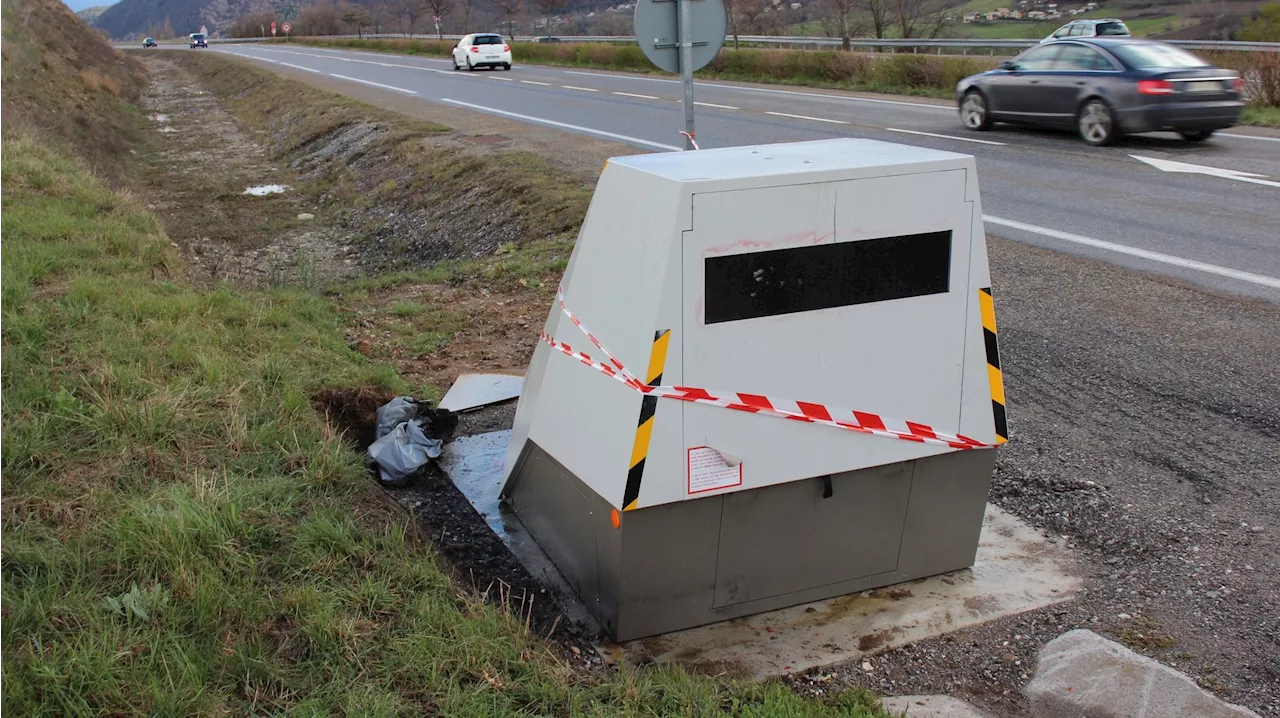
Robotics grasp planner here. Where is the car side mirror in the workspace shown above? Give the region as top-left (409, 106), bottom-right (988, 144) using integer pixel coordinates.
top-left (999, 60), bottom-right (1018, 71)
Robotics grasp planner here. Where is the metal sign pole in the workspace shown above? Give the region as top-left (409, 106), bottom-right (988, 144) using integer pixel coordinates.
top-left (678, 0), bottom-right (695, 150)
top-left (635, 0), bottom-right (724, 149)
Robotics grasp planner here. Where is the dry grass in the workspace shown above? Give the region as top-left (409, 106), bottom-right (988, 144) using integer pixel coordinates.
top-left (1, 0), bottom-right (147, 179)
top-left (79, 68), bottom-right (121, 96)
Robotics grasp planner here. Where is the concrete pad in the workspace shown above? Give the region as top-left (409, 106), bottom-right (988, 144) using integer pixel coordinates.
top-left (612, 505), bottom-right (1080, 679)
top-left (438, 373), bottom-right (523, 413)
top-left (882, 695), bottom-right (993, 718)
top-left (441, 429), bottom-right (1080, 680)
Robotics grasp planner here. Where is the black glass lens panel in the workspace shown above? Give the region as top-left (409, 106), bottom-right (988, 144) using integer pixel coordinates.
top-left (704, 231), bottom-right (952, 324)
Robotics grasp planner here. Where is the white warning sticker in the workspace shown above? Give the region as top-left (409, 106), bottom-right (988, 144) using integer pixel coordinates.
top-left (687, 446), bottom-right (743, 495)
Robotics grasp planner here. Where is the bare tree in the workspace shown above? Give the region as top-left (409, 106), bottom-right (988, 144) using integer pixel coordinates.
top-left (300, 1), bottom-right (344, 35)
top-left (229, 10), bottom-right (278, 37)
top-left (735, 0), bottom-right (769, 34)
top-left (492, 0), bottom-right (521, 37)
top-left (423, 0), bottom-right (451, 36)
top-left (724, 0), bottom-right (743, 48)
top-left (894, 0), bottom-right (951, 38)
top-left (535, 0), bottom-right (565, 14)
top-left (820, 0), bottom-right (865, 48)
top-left (147, 17), bottom-right (177, 38)
top-left (397, 0), bottom-right (428, 35)
top-left (866, 0), bottom-right (891, 38)
top-left (340, 4), bottom-right (374, 37)
top-left (458, 0), bottom-right (476, 30)
top-left (371, 0), bottom-right (399, 33)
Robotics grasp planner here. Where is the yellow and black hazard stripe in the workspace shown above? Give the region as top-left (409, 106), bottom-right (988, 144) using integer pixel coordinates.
top-left (978, 287), bottom-right (1008, 444)
top-left (622, 329), bottom-right (671, 511)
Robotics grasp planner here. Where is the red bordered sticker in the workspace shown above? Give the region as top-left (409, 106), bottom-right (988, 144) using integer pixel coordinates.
top-left (687, 446), bottom-right (743, 495)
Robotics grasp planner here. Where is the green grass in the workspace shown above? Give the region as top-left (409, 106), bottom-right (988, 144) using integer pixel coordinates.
top-left (959, 14), bottom-right (1189, 39)
top-left (391, 300), bottom-right (424, 317)
top-left (1242, 104), bottom-right (1280, 126)
top-left (0, 88), bottom-right (889, 718)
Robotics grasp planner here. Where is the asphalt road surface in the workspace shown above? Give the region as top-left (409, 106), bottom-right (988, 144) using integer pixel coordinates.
top-left (205, 43), bottom-right (1280, 301)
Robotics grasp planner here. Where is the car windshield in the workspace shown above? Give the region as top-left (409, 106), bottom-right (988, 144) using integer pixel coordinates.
top-left (1095, 21), bottom-right (1128, 35)
top-left (1110, 43), bottom-right (1210, 69)
top-left (193, 34), bottom-right (205, 39)
top-left (473, 35), bottom-right (503, 45)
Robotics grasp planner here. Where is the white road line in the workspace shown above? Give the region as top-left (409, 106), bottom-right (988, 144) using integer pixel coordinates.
top-left (489, 75), bottom-right (515, 81)
top-left (440, 99), bottom-right (681, 151)
top-left (258, 47), bottom-right (451, 73)
top-left (562, 85), bottom-right (599, 92)
top-left (984, 215), bottom-right (1280, 290)
top-left (765, 111), bottom-right (847, 125)
top-left (695, 101), bottom-right (739, 110)
top-left (735, 85), bottom-right (953, 111)
top-left (614, 91), bottom-right (660, 100)
top-left (279, 61), bottom-right (322, 74)
top-left (886, 127), bottom-right (1006, 146)
top-left (1219, 132), bottom-right (1280, 143)
top-left (564, 70), bottom-right (669, 83)
top-left (328, 73), bottom-right (417, 94)
top-left (521, 80), bottom-right (552, 86)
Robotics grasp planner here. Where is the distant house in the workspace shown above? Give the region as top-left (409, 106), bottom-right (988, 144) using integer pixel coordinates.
top-left (963, 11), bottom-right (982, 22)
top-left (995, 7), bottom-right (1011, 16)
top-left (1085, 1), bottom-right (1098, 8)
top-left (1011, 10), bottom-right (1024, 18)
top-left (1028, 10), bottom-right (1047, 19)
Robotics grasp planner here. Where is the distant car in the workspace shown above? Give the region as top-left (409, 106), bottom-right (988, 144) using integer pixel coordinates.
top-left (956, 39), bottom-right (1243, 145)
top-left (1041, 18), bottom-right (1130, 43)
top-left (189, 33), bottom-right (207, 48)
top-left (452, 33), bottom-right (512, 71)
top-left (143, 37), bottom-right (157, 47)
top-left (533, 36), bottom-right (562, 43)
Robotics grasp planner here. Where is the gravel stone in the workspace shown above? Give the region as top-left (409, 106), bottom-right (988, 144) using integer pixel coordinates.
top-left (1025, 630), bottom-right (1262, 718)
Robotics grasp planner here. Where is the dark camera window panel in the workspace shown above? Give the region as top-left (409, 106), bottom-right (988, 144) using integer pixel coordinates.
top-left (703, 231), bottom-right (953, 324)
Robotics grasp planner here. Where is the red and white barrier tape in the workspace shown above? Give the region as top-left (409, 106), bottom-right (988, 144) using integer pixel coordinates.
top-left (544, 287), bottom-right (993, 451)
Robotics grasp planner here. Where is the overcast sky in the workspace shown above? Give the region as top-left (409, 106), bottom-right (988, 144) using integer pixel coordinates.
top-left (65, 0), bottom-right (117, 12)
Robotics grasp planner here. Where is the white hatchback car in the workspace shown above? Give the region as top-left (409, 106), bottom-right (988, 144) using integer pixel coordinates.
top-left (1040, 18), bottom-right (1130, 43)
top-left (452, 33), bottom-right (512, 71)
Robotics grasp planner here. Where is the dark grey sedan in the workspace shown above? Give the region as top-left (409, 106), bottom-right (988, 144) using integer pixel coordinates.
top-left (956, 39), bottom-right (1244, 145)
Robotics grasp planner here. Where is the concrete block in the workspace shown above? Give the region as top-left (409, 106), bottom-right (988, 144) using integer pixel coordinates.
top-left (882, 695), bottom-right (993, 717)
top-left (1025, 629), bottom-right (1261, 718)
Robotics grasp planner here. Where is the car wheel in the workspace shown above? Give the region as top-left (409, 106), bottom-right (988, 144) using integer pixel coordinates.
top-left (503, 63), bottom-right (511, 71)
top-left (1179, 129), bottom-right (1214, 142)
top-left (1077, 99), bottom-right (1118, 146)
top-left (960, 90), bottom-right (992, 132)
top-left (452, 56), bottom-right (459, 70)
top-left (466, 58), bottom-right (474, 71)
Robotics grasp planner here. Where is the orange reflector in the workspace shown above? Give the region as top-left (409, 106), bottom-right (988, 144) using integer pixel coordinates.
top-left (610, 508), bottom-right (621, 529)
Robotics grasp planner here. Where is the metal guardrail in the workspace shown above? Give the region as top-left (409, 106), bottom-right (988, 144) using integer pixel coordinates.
top-left (138, 33), bottom-right (1279, 53)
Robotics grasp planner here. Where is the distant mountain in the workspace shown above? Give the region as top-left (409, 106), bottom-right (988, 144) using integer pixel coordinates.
top-left (76, 4), bottom-right (111, 21)
top-left (93, 0), bottom-right (273, 38)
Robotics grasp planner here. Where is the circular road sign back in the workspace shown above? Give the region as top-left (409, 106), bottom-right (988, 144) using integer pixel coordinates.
top-left (634, 0), bottom-right (727, 74)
